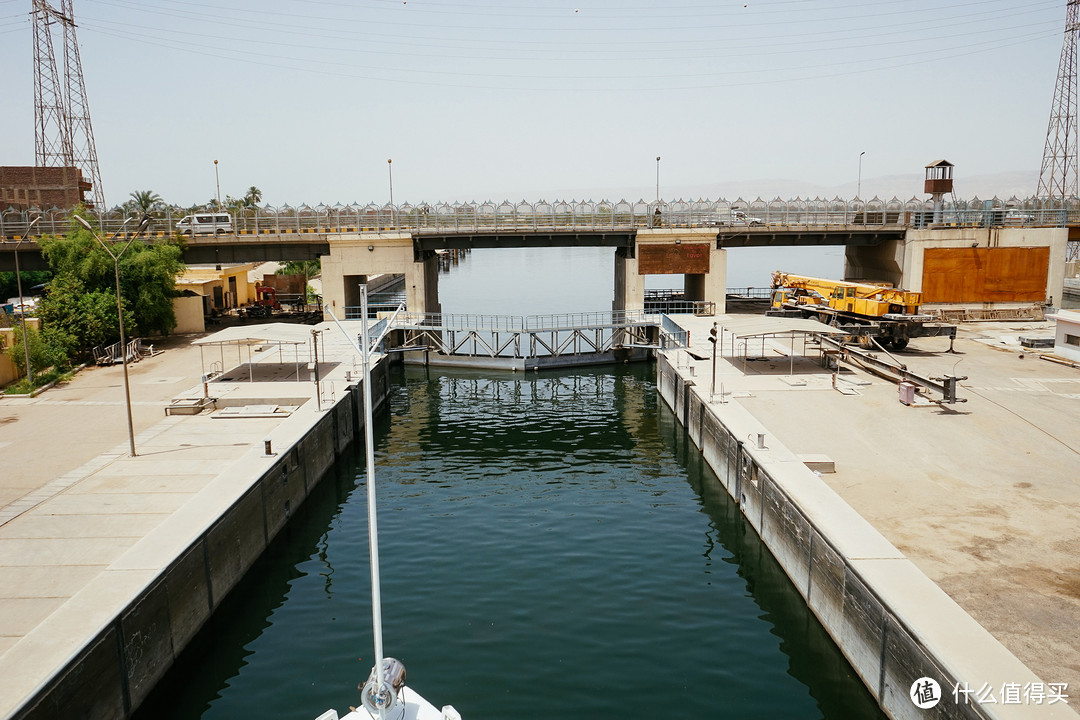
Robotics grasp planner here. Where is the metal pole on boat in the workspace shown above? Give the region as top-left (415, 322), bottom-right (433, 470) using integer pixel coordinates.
top-left (361, 285), bottom-right (387, 718)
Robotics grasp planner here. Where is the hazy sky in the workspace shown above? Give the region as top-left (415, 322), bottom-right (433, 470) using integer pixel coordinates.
top-left (0, 0), bottom-right (1068, 209)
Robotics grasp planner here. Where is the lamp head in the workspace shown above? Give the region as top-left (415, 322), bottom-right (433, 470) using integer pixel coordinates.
top-left (74, 215), bottom-right (93, 231)
top-left (28, 216), bottom-right (41, 229)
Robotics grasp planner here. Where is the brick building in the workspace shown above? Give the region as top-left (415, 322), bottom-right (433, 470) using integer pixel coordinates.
top-left (0, 166), bottom-right (92, 210)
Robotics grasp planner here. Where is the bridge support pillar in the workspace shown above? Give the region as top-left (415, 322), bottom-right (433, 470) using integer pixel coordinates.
top-left (844, 238), bottom-right (905, 287)
top-left (616, 229), bottom-right (725, 314)
top-left (322, 232), bottom-right (440, 318)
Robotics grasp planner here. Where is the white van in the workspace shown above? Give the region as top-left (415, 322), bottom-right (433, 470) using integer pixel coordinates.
top-left (176, 213), bottom-right (233, 236)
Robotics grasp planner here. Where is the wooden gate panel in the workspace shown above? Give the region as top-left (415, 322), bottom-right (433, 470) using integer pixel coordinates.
top-left (922, 247), bottom-right (1048, 303)
top-left (638, 243), bottom-right (711, 275)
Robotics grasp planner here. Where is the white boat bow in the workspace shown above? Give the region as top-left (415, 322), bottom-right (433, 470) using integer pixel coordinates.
top-left (316, 684), bottom-right (460, 720)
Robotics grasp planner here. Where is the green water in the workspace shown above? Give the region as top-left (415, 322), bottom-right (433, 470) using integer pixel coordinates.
top-left (136, 363), bottom-right (884, 719)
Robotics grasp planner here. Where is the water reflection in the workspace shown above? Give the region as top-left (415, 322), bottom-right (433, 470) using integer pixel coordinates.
top-left (668, 409), bottom-right (881, 719)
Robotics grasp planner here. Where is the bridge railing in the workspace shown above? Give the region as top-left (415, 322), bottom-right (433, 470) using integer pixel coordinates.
top-left (5, 197), bottom-right (1080, 238)
top-left (388, 311), bottom-right (655, 332)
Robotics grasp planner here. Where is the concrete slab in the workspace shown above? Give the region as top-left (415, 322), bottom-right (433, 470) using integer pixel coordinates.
top-left (0, 537), bottom-right (134, 566)
top-left (0, 566), bottom-right (104, 598)
top-left (0, 597), bottom-right (68, 636)
top-left (0, 514), bottom-right (165, 539)
top-left (67, 473), bottom-right (212, 495)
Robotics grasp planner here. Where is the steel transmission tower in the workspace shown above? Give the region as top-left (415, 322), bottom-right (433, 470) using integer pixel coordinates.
top-left (1038, 0), bottom-right (1080, 203)
top-left (32, 0), bottom-right (105, 210)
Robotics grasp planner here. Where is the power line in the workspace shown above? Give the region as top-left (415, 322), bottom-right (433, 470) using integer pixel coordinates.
top-left (80, 18), bottom-right (1055, 91)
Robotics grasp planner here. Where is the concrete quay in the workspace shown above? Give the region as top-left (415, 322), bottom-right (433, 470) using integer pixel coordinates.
top-left (659, 315), bottom-right (1080, 719)
top-left (0, 323), bottom-right (381, 719)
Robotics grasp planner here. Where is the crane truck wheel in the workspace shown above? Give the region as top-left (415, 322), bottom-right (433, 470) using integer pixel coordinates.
top-left (890, 338), bottom-right (909, 351)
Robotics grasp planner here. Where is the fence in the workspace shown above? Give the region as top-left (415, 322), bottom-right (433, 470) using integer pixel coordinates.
top-left (5, 195), bottom-right (1080, 238)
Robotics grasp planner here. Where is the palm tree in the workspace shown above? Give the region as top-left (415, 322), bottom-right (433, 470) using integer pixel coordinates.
top-left (130, 190), bottom-right (162, 215)
top-left (244, 186), bottom-right (263, 208)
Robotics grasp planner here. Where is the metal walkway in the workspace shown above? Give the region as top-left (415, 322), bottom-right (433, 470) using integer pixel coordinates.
top-left (373, 311), bottom-right (690, 364)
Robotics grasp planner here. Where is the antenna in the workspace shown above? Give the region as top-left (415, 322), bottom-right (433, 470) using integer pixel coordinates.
top-left (32, 0), bottom-right (105, 211)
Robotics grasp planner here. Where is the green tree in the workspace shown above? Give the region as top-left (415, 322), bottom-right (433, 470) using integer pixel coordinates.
top-left (244, 186), bottom-right (263, 208)
top-left (276, 260), bottom-right (321, 302)
top-left (5, 324), bottom-right (68, 376)
top-left (130, 190), bottom-right (163, 215)
top-left (35, 212), bottom-right (185, 357)
top-left (0, 270), bottom-right (51, 306)
top-left (276, 260), bottom-right (320, 277)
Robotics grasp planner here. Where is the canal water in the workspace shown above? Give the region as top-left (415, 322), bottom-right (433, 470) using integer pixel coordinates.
top-left (136, 363), bottom-right (884, 720)
top-left (436, 245), bottom-right (844, 316)
top-left (136, 246), bottom-right (884, 719)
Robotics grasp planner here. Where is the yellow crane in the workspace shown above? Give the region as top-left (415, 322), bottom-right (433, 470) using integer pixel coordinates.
top-left (769, 271), bottom-right (955, 351)
top-left (770, 271), bottom-right (923, 317)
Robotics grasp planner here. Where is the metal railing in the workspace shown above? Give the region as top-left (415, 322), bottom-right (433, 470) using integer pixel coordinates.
top-left (660, 315), bottom-right (689, 349)
top-left (5, 195), bottom-right (1080, 239)
top-left (376, 311), bottom-right (660, 360)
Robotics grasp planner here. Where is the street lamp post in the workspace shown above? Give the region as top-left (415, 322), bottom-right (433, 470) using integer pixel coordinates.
top-left (14, 216), bottom-right (41, 384)
top-left (387, 158), bottom-right (394, 228)
top-left (74, 214), bottom-right (152, 457)
top-left (656, 156), bottom-right (661, 203)
top-left (857, 151), bottom-right (866, 199)
top-left (214, 159), bottom-right (221, 210)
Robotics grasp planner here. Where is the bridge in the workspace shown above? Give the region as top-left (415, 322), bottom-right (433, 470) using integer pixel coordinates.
top-left (1, 197), bottom-right (1075, 317)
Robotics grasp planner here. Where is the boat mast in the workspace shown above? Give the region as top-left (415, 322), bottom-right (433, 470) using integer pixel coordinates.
top-left (360, 285), bottom-right (387, 719)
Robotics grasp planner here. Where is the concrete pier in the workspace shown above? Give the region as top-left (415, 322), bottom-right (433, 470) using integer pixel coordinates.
top-left (0, 324), bottom-right (384, 719)
top-left (657, 315), bottom-right (1080, 719)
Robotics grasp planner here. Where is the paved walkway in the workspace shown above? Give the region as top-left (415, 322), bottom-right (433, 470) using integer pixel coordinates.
top-left (0, 334), bottom-right (210, 512)
top-left (0, 324), bottom-right (366, 718)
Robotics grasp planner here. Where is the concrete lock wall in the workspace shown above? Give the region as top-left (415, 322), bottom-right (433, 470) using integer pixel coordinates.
top-left (656, 353), bottom-right (1056, 720)
top-left (12, 360), bottom-right (392, 720)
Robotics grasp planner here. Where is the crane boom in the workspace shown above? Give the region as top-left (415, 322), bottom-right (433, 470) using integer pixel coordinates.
top-left (768, 271), bottom-right (956, 352)
top-left (770, 271), bottom-right (922, 317)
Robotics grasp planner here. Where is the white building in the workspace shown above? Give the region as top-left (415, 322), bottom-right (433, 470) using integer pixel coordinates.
top-left (1053, 309), bottom-right (1080, 363)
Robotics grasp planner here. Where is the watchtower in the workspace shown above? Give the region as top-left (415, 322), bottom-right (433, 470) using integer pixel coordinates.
top-left (924, 160), bottom-right (954, 223)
